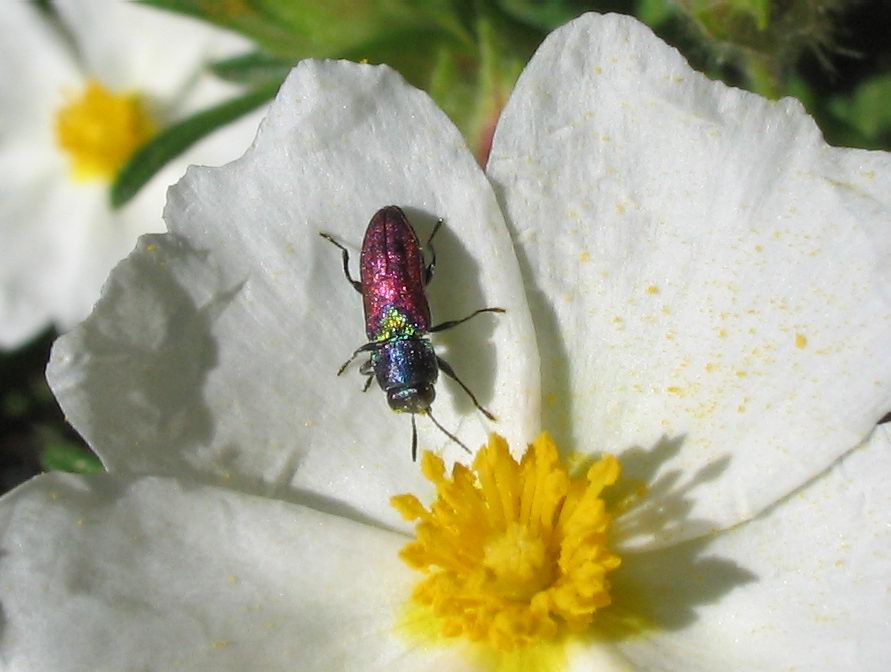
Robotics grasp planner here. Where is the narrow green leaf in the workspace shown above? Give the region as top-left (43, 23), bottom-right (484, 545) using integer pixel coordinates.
top-left (138, 0), bottom-right (459, 59)
top-left (140, 0), bottom-right (303, 57)
top-left (210, 51), bottom-right (294, 85)
top-left (111, 81), bottom-right (279, 209)
top-left (39, 442), bottom-right (104, 475)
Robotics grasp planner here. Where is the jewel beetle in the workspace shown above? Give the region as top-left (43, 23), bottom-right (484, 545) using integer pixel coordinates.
top-left (320, 205), bottom-right (504, 460)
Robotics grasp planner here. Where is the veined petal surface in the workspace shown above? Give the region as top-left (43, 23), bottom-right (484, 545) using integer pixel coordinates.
top-left (488, 13), bottom-right (891, 548)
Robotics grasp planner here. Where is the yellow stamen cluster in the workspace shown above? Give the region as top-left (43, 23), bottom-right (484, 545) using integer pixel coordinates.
top-left (391, 433), bottom-right (621, 651)
top-left (55, 80), bottom-right (155, 181)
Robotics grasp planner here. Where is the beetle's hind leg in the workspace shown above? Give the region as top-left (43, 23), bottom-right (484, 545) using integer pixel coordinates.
top-left (319, 232), bottom-right (362, 293)
top-left (423, 218), bottom-right (444, 285)
top-left (436, 355), bottom-right (496, 421)
top-left (429, 307), bottom-right (506, 333)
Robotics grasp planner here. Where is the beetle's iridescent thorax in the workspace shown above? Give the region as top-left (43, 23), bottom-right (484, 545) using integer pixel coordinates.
top-left (371, 305), bottom-right (424, 342)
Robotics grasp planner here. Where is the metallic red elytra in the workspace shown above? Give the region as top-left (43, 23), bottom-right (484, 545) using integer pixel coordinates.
top-left (320, 205), bottom-right (505, 460)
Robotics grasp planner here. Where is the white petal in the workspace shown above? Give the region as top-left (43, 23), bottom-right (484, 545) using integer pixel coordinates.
top-left (0, 473), bottom-right (475, 671)
top-left (48, 61), bottom-right (538, 529)
top-left (0, 1), bottom-right (86, 346)
top-left (0, 24), bottom-right (263, 349)
top-left (51, 108), bottom-right (262, 335)
top-left (80, 107), bottom-right (267, 333)
top-left (0, 176), bottom-right (106, 348)
top-left (611, 425), bottom-right (891, 671)
top-left (54, 0), bottom-right (250, 101)
top-left (0, 1), bottom-right (80, 142)
top-left (487, 13), bottom-right (891, 547)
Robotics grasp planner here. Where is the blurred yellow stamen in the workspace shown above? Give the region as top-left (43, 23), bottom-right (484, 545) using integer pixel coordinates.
top-left (55, 80), bottom-right (155, 181)
top-left (391, 433), bottom-right (621, 651)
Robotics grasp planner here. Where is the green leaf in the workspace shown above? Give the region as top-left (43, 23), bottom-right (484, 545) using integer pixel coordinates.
top-left (210, 51), bottom-right (294, 85)
top-left (494, 0), bottom-right (587, 30)
top-left (427, 46), bottom-right (478, 143)
top-left (784, 76), bottom-right (817, 114)
top-left (829, 74), bottom-right (891, 148)
top-left (138, 0), bottom-right (464, 59)
top-left (340, 27), bottom-right (459, 89)
top-left (39, 441), bottom-right (103, 475)
top-left (427, 8), bottom-right (533, 165)
top-left (111, 81), bottom-right (279, 209)
top-left (636, 0), bottom-right (678, 28)
top-left (138, 0), bottom-right (302, 55)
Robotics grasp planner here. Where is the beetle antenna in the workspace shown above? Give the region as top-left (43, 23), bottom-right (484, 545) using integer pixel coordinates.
top-left (411, 413), bottom-right (418, 462)
top-left (426, 410), bottom-right (471, 455)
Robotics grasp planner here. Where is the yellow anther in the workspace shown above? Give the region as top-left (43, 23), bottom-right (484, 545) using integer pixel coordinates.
top-left (392, 432), bottom-right (621, 651)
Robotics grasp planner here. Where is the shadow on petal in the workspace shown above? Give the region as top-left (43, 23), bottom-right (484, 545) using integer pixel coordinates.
top-left (592, 535), bottom-right (757, 639)
top-left (584, 434), bottom-right (753, 640)
top-left (610, 435), bottom-right (732, 549)
top-left (55, 235), bottom-right (234, 483)
top-left (403, 206), bottom-right (501, 419)
top-left (0, 555), bottom-right (5, 641)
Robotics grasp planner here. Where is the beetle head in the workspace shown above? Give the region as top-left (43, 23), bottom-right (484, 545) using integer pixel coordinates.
top-left (388, 384), bottom-right (435, 414)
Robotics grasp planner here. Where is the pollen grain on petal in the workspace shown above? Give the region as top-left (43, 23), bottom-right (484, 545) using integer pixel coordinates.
top-left (391, 432), bottom-right (621, 652)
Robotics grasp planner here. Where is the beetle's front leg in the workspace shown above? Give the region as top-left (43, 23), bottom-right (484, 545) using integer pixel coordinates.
top-left (337, 342), bottom-right (383, 376)
top-left (359, 358), bottom-right (376, 391)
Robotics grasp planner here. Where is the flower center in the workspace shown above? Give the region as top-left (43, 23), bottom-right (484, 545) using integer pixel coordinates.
top-left (55, 80), bottom-right (155, 181)
top-left (483, 522), bottom-right (553, 601)
top-left (391, 432), bottom-right (621, 652)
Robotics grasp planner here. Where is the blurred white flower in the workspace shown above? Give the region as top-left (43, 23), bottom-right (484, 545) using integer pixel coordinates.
top-left (0, 0), bottom-right (263, 348)
top-left (2, 12), bottom-right (891, 672)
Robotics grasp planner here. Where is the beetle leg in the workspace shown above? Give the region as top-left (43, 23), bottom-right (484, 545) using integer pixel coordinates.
top-left (362, 374), bottom-right (375, 392)
top-left (359, 358), bottom-right (375, 391)
top-left (435, 355), bottom-right (497, 421)
top-left (337, 342), bottom-right (383, 375)
top-left (423, 218), bottom-right (444, 285)
top-left (429, 307), bottom-right (506, 333)
top-left (426, 409), bottom-right (471, 455)
top-left (319, 232), bottom-right (362, 293)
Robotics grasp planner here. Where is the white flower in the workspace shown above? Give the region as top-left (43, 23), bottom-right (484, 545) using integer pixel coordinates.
top-left (3, 12), bottom-right (891, 671)
top-left (0, 0), bottom-right (263, 348)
